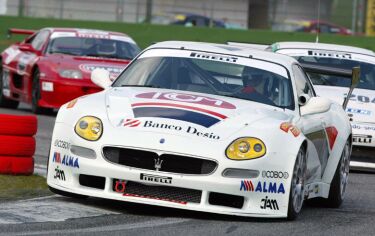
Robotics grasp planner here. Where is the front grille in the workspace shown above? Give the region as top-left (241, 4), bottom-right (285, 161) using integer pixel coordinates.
top-left (103, 147), bottom-right (217, 175)
top-left (113, 180), bottom-right (202, 203)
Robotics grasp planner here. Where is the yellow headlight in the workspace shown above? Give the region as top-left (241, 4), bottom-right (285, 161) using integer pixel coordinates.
top-left (74, 116), bottom-right (103, 141)
top-left (226, 137), bottom-right (266, 160)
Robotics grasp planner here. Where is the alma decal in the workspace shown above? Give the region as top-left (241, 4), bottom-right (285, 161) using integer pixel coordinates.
top-left (53, 152), bottom-right (80, 168)
top-left (240, 180), bottom-right (285, 194)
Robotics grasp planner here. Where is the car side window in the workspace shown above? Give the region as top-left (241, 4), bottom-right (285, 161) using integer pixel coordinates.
top-left (292, 64), bottom-right (315, 97)
top-left (30, 30), bottom-right (49, 51)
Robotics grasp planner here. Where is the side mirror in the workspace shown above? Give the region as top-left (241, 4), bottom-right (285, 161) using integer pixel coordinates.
top-left (298, 94), bottom-right (310, 106)
top-left (18, 43), bottom-right (37, 53)
top-left (91, 68), bottom-right (112, 89)
top-left (300, 96), bottom-right (331, 116)
top-left (342, 67), bottom-right (360, 109)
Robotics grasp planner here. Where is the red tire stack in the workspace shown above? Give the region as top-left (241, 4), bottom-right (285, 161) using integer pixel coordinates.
top-left (0, 114), bottom-right (37, 175)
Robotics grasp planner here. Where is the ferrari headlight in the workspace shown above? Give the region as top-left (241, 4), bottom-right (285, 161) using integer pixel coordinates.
top-left (74, 116), bottom-right (103, 141)
top-left (226, 137), bottom-right (266, 160)
top-left (59, 69), bottom-right (82, 79)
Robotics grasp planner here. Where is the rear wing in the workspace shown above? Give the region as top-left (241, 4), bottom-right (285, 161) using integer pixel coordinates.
top-left (7, 28), bottom-right (36, 39)
top-left (227, 41), bottom-right (270, 50)
top-left (300, 63), bottom-right (360, 109)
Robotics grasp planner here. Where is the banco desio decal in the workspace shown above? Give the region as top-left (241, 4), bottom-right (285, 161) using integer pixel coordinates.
top-left (120, 119), bottom-right (220, 140)
top-left (135, 92), bottom-right (236, 109)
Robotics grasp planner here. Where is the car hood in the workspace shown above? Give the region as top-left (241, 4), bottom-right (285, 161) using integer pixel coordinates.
top-left (104, 87), bottom-right (291, 140)
top-left (44, 54), bottom-right (130, 80)
top-left (315, 85), bottom-right (375, 124)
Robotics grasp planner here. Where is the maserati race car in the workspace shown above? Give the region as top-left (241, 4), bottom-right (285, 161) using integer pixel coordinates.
top-left (47, 41), bottom-right (355, 219)
top-left (270, 42), bottom-right (375, 170)
top-left (0, 28), bottom-right (140, 113)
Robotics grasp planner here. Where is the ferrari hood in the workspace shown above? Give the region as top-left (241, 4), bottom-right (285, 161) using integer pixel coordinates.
top-left (45, 54), bottom-right (129, 80)
top-left (315, 85), bottom-right (375, 124)
top-left (105, 87), bottom-right (290, 140)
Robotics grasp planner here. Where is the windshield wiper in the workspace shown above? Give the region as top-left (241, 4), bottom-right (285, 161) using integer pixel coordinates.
top-left (49, 51), bottom-right (80, 56)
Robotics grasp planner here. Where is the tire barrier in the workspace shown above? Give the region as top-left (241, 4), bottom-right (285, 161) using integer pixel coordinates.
top-left (0, 114), bottom-right (37, 175)
top-left (0, 114), bottom-right (37, 136)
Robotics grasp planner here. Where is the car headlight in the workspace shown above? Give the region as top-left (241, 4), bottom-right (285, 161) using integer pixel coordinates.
top-left (59, 69), bottom-right (82, 79)
top-left (74, 116), bottom-right (103, 141)
top-left (226, 137), bottom-right (266, 160)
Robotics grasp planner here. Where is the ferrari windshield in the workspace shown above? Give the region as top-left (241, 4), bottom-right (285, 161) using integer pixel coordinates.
top-left (296, 56), bottom-right (375, 91)
top-left (113, 50), bottom-right (294, 109)
top-left (47, 37), bottom-right (141, 59)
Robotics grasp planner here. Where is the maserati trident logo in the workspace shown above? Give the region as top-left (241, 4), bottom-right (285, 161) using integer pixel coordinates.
top-left (154, 158), bottom-right (163, 171)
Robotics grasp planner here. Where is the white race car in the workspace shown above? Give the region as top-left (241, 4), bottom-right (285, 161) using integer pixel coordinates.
top-left (270, 42), bottom-right (375, 170)
top-left (47, 41), bottom-right (354, 220)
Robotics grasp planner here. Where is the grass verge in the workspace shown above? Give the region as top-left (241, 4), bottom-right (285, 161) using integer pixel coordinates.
top-left (0, 174), bottom-right (51, 201)
top-left (1, 15), bottom-right (375, 52)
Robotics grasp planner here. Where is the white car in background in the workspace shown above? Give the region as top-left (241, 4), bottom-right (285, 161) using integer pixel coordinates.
top-left (270, 42), bottom-right (375, 170)
top-left (47, 41), bottom-right (354, 220)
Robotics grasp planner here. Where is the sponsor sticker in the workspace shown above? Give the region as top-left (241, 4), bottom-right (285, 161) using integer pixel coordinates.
top-left (240, 180), bottom-right (285, 194)
top-left (54, 139), bottom-right (71, 150)
top-left (120, 119), bottom-right (220, 140)
top-left (347, 107), bottom-right (371, 115)
top-left (280, 122), bottom-right (300, 137)
top-left (54, 166), bottom-right (66, 181)
top-left (262, 170), bottom-right (289, 179)
top-left (52, 152), bottom-right (79, 169)
top-left (260, 196), bottom-right (279, 210)
top-left (41, 82), bottom-right (54, 92)
top-left (79, 64), bottom-right (123, 80)
top-left (140, 173), bottom-right (172, 184)
top-left (135, 92), bottom-right (236, 109)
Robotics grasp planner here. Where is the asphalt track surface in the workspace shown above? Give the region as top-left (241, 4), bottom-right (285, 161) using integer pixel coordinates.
top-left (1, 104), bottom-right (375, 236)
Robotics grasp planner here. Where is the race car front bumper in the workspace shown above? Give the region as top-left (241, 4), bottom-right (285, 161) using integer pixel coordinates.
top-left (47, 122), bottom-right (296, 218)
top-left (350, 122), bottom-right (375, 170)
top-left (39, 77), bottom-right (101, 109)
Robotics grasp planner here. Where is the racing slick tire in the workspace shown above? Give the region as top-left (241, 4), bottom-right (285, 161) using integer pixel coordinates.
top-left (0, 64), bottom-right (19, 109)
top-left (31, 68), bottom-right (53, 115)
top-left (0, 156), bottom-right (34, 175)
top-left (48, 186), bottom-right (88, 199)
top-left (0, 114), bottom-right (37, 136)
top-left (326, 140), bottom-right (351, 208)
top-left (287, 146), bottom-right (306, 220)
top-left (0, 135), bottom-right (36, 156)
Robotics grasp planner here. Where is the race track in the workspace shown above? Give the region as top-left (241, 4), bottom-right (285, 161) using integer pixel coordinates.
top-left (1, 104), bottom-right (375, 236)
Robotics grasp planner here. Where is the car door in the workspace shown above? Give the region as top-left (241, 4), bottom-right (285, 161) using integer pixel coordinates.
top-left (293, 64), bottom-right (331, 180)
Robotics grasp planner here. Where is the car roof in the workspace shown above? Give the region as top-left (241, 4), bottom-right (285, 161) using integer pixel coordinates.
top-left (148, 41), bottom-right (298, 67)
top-left (273, 41), bottom-right (375, 56)
top-left (44, 27), bottom-right (130, 38)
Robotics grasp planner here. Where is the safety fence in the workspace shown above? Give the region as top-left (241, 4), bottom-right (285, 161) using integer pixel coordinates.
top-left (0, 114), bottom-right (37, 175)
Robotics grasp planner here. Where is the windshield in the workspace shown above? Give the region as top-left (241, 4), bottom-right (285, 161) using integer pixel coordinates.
top-left (296, 56), bottom-right (375, 91)
top-left (47, 37), bottom-right (141, 59)
top-left (113, 51), bottom-right (294, 109)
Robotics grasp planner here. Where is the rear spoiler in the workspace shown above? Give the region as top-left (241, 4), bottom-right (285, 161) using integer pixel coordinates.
top-left (300, 63), bottom-right (360, 109)
top-left (7, 28), bottom-right (36, 39)
top-left (227, 41), bottom-right (270, 50)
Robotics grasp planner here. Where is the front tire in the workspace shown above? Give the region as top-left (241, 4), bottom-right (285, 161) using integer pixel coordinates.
top-left (287, 146), bottom-right (306, 220)
top-left (31, 69), bottom-right (52, 114)
top-left (327, 140), bottom-right (350, 208)
top-left (0, 64), bottom-right (19, 108)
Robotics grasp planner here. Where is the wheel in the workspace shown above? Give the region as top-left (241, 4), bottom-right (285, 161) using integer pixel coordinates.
top-left (287, 146), bottom-right (306, 220)
top-left (326, 140), bottom-right (350, 208)
top-left (31, 68), bottom-right (53, 114)
top-left (49, 186), bottom-right (88, 199)
top-left (0, 64), bottom-right (19, 108)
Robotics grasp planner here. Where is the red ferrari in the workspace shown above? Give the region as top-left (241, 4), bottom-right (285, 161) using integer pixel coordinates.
top-left (0, 28), bottom-right (140, 113)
